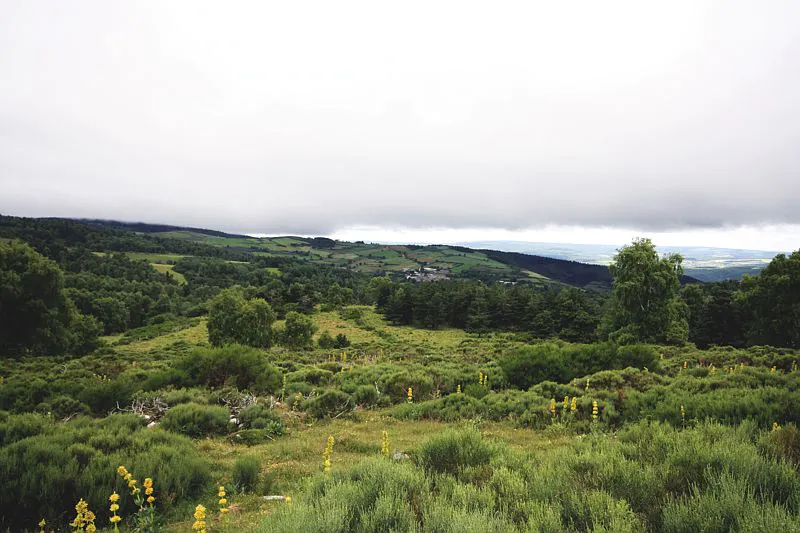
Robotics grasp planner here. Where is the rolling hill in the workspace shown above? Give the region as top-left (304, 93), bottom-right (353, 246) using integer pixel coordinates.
top-left (79, 219), bottom-right (620, 290)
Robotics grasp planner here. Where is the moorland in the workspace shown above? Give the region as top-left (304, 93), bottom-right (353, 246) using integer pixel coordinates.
top-left (1, 214), bottom-right (799, 532)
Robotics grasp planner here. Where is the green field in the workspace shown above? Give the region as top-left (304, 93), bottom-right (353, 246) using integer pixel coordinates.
top-left (140, 230), bottom-right (521, 280)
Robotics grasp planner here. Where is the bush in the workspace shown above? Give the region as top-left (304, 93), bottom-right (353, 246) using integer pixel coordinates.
top-left (0, 412), bottom-right (52, 446)
top-left (417, 427), bottom-right (494, 477)
top-left (0, 414), bottom-right (211, 529)
top-left (333, 334), bottom-right (351, 348)
top-left (232, 455), bottom-right (261, 493)
top-left (177, 345), bottom-right (282, 394)
top-left (303, 390), bottom-right (353, 419)
top-left (500, 342), bottom-right (660, 390)
top-left (161, 402), bottom-right (230, 437)
top-left (238, 404), bottom-right (285, 436)
top-left (318, 331), bottom-right (335, 348)
top-left (500, 343), bottom-right (568, 389)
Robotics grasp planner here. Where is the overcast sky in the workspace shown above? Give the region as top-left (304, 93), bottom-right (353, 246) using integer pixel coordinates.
top-left (1, 1), bottom-right (798, 251)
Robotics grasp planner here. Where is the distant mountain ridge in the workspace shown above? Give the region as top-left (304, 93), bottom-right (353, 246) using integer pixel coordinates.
top-left (1, 216), bottom-right (708, 291)
top-left (68, 219), bottom-right (623, 290)
top-left (458, 240), bottom-right (780, 282)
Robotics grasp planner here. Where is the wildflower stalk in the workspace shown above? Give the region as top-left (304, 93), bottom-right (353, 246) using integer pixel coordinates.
top-left (323, 435), bottom-right (335, 473)
top-left (70, 498), bottom-right (97, 533)
top-left (108, 492), bottom-right (121, 532)
top-left (192, 504), bottom-right (207, 533)
top-left (218, 485), bottom-right (229, 517)
top-left (381, 430), bottom-right (390, 458)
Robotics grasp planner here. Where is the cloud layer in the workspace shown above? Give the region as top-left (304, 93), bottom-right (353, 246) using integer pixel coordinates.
top-left (2, 1), bottom-right (799, 235)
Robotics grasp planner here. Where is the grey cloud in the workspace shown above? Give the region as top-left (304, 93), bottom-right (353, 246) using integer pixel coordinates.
top-left (2, 1), bottom-right (800, 236)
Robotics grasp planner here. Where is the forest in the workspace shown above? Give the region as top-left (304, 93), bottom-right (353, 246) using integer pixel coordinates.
top-left (1, 214), bottom-right (799, 532)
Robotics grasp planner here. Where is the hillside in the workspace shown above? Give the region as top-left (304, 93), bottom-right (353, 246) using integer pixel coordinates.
top-left (81, 219), bottom-right (618, 290)
top-left (461, 240), bottom-right (776, 281)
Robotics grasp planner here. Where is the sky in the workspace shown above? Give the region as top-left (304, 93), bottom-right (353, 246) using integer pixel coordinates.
top-left (1, 1), bottom-right (799, 252)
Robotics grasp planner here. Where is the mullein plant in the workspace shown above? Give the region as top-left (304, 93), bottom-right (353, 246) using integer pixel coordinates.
top-left (407, 387), bottom-right (413, 403)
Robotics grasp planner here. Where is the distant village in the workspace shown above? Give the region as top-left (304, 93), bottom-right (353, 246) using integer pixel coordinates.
top-left (402, 266), bottom-right (450, 282)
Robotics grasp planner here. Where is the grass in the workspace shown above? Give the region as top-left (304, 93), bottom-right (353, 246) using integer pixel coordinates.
top-left (162, 417), bottom-right (562, 532)
top-left (151, 263), bottom-right (187, 284)
top-left (136, 231), bottom-right (523, 278)
top-left (6, 303), bottom-right (800, 530)
top-left (125, 252), bottom-right (189, 263)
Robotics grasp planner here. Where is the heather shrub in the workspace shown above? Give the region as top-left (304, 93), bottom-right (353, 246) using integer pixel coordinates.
top-left (232, 455), bottom-right (261, 492)
top-left (160, 402), bottom-right (230, 437)
top-left (0, 413), bottom-right (210, 529)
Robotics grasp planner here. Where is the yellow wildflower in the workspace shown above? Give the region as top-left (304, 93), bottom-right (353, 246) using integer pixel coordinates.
top-left (570, 397), bottom-right (577, 412)
top-left (323, 435), bottom-right (335, 473)
top-left (591, 400), bottom-right (598, 422)
top-left (548, 398), bottom-right (556, 416)
top-left (192, 504), bottom-right (207, 532)
top-left (38, 519), bottom-right (46, 532)
top-left (109, 492), bottom-right (120, 503)
top-left (117, 466), bottom-right (128, 477)
top-left (407, 386), bottom-right (413, 403)
top-left (147, 496), bottom-right (155, 504)
top-left (285, 496), bottom-right (293, 505)
top-left (381, 430), bottom-right (390, 457)
top-left (110, 515), bottom-right (121, 524)
top-left (562, 395), bottom-right (569, 411)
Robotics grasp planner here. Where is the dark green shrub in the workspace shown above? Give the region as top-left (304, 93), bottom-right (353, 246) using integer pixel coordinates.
top-left (286, 367), bottom-right (334, 386)
top-left (500, 343), bottom-right (568, 389)
top-left (0, 414), bottom-right (211, 529)
top-left (616, 344), bottom-right (660, 370)
top-left (463, 384), bottom-right (489, 399)
top-left (761, 424), bottom-right (800, 466)
top-left (317, 330), bottom-right (335, 348)
top-left (161, 402), bottom-right (230, 437)
top-left (0, 412), bottom-right (52, 445)
top-left (418, 428), bottom-right (494, 477)
top-left (232, 455), bottom-right (261, 492)
top-left (333, 334), bottom-right (351, 348)
top-left (77, 380), bottom-right (135, 414)
top-left (303, 390), bottom-right (353, 419)
top-left (49, 395), bottom-right (91, 418)
top-left (238, 404), bottom-right (285, 435)
top-left (177, 345), bottom-right (282, 394)
top-left (351, 385), bottom-right (380, 406)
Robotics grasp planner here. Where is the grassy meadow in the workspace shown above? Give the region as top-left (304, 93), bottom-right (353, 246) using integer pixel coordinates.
top-left (3, 305), bottom-right (800, 531)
